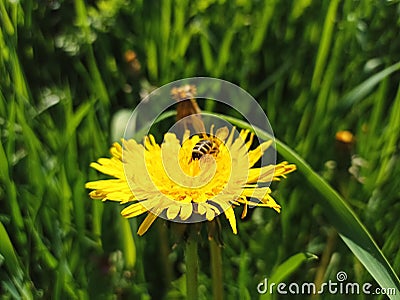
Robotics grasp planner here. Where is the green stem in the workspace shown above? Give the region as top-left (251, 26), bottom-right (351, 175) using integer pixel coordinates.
top-left (209, 237), bottom-right (223, 300)
top-left (185, 234), bottom-right (198, 300)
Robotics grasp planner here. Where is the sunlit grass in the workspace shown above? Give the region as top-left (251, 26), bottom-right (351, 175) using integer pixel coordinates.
top-left (1, 0), bottom-right (399, 299)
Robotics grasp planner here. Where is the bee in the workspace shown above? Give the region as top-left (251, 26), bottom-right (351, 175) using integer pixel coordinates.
top-left (192, 139), bottom-right (217, 160)
top-left (169, 85), bottom-right (230, 163)
top-left (191, 127), bottom-right (229, 161)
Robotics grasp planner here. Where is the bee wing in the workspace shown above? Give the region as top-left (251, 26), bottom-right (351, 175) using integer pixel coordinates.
top-left (215, 126), bottom-right (229, 141)
top-left (187, 113), bottom-right (206, 134)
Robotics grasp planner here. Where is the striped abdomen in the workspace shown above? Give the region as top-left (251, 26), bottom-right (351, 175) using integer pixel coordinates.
top-left (191, 139), bottom-right (218, 160)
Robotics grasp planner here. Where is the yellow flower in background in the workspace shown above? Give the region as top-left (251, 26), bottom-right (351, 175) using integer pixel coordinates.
top-left (86, 126), bottom-right (296, 236)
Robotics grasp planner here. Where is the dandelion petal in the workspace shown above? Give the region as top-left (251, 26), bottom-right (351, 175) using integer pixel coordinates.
top-left (138, 212), bottom-right (158, 236)
top-left (224, 206), bottom-right (237, 234)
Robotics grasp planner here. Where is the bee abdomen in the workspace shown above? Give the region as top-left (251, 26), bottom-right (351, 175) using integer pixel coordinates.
top-left (192, 140), bottom-right (214, 160)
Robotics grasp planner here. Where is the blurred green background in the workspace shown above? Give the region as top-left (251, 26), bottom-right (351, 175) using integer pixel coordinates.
top-left (1, 0), bottom-right (399, 299)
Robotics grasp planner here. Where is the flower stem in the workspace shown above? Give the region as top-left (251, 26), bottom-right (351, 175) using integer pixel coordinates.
top-left (209, 237), bottom-right (223, 300)
top-left (185, 233), bottom-right (198, 300)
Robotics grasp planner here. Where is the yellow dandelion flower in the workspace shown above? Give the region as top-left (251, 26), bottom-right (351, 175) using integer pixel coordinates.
top-left (335, 130), bottom-right (355, 144)
top-left (86, 126), bottom-right (296, 236)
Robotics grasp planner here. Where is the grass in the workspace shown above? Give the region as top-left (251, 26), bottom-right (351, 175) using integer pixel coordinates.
top-left (1, 0), bottom-right (400, 299)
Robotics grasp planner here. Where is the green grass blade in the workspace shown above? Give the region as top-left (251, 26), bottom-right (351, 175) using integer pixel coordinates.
top-left (215, 28), bottom-right (236, 77)
top-left (66, 100), bottom-right (93, 142)
top-left (146, 39), bottom-right (159, 82)
top-left (0, 139), bottom-right (24, 236)
top-left (310, 0), bottom-right (340, 92)
top-left (0, 1), bottom-right (15, 35)
top-left (0, 222), bottom-right (33, 299)
top-left (375, 82), bottom-right (400, 186)
top-left (160, 0), bottom-right (171, 76)
top-left (216, 114), bottom-right (400, 299)
top-left (340, 60), bottom-right (400, 109)
top-left (199, 33), bottom-right (214, 72)
top-left (250, 0), bottom-right (277, 52)
top-left (27, 218), bottom-right (58, 269)
top-left (270, 253), bottom-right (318, 284)
top-left (260, 253), bottom-right (318, 300)
top-left (0, 221), bottom-right (23, 280)
top-left (121, 218), bottom-right (136, 269)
